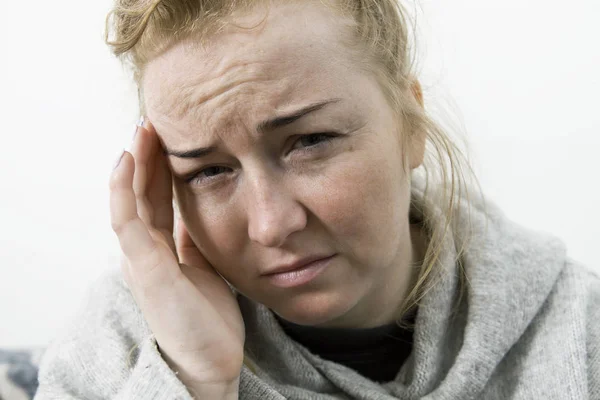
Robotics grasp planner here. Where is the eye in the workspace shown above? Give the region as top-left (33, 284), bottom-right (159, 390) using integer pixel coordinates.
top-left (291, 133), bottom-right (336, 152)
top-left (185, 166), bottom-right (232, 185)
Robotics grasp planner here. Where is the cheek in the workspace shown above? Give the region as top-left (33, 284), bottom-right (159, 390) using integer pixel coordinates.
top-left (174, 184), bottom-right (246, 267)
top-left (305, 151), bottom-right (408, 261)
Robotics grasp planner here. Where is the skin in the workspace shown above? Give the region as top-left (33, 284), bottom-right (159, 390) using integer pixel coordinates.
top-left (141, 1), bottom-right (427, 329)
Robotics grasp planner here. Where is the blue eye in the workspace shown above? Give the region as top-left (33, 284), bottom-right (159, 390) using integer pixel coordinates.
top-left (293, 133), bottom-right (336, 150)
top-left (185, 133), bottom-right (338, 186)
top-left (185, 166), bottom-right (231, 184)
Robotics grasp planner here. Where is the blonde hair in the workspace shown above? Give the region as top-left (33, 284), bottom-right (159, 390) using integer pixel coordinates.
top-left (105, 0), bottom-right (487, 369)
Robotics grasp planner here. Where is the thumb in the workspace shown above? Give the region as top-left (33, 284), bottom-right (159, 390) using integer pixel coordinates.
top-left (175, 218), bottom-right (207, 268)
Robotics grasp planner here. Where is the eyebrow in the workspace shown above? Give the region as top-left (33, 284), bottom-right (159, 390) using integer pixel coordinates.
top-left (164, 98), bottom-right (342, 159)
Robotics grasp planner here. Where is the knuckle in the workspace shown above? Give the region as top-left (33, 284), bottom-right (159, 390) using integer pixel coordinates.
top-left (111, 214), bottom-right (137, 236)
top-left (110, 220), bottom-right (123, 234)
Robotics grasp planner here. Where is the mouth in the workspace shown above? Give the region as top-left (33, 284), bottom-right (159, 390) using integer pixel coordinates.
top-left (262, 254), bottom-right (336, 288)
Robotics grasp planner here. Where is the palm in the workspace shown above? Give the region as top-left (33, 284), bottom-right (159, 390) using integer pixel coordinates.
top-left (110, 120), bottom-right (244, 385)
top-left (139, 223), bottom-right (245, 383)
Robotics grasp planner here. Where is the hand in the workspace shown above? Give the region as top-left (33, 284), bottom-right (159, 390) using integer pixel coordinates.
top-left (109, 119), bottom-right (245, 391)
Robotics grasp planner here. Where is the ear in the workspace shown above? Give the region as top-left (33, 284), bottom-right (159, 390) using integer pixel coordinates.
top-left (411, 80), bottom-right (424, 108)
top-left (408, 80), bottom-right (426, 169)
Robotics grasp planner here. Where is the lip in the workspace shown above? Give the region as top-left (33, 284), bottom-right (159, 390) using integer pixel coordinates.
top-left (262, 254), bottom-right (336, 275)
top-left (262, 254), bottom-right (336, 288)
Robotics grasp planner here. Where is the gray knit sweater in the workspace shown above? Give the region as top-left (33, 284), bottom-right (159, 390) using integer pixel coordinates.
top-left (34, 174), bottom-right (600, 399)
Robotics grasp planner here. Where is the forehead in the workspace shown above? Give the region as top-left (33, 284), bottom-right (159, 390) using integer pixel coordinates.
top-left (141, 2), bottom-right (361, 141)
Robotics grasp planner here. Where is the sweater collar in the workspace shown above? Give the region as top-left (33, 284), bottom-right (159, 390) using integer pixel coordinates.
top-left (238, 171), bottom-right (567, 399)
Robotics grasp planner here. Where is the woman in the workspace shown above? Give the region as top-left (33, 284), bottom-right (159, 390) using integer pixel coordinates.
top-left (34, 0), bottom-right (599, 399)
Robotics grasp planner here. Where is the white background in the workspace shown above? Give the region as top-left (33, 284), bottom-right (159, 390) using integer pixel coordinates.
top-left (1, 0), bottom-right (598, 348)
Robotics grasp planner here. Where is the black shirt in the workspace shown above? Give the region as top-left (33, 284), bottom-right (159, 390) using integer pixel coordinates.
top-left (276, 311), bottom-right (416, 382)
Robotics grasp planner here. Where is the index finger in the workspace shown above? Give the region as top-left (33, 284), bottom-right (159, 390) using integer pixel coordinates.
top-left (110, 151), bottom-right (180, 289)
top-left (144, 119), bottom-right (175, 239)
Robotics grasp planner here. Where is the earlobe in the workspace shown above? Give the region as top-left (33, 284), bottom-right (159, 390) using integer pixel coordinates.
top-left (408, 79), bottom-right (426, 170)
top-left (411, 80), bottom-right (424, 108)
top-left (408, 130), bottom-right (426, 170)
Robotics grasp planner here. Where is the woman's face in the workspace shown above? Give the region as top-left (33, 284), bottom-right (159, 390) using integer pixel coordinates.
top-left (142, 2), bottom-right (425, 328)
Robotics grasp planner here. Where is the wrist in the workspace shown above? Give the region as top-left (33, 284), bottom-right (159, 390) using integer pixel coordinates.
top-left (185, 377), bottom-right (239, 400)
top-left (157, 342), bottom-right (240, 399)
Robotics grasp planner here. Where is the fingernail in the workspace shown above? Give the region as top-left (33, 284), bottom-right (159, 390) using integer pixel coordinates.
top-left (129, 126), bottom-right (141, 155)
top-left (129, 116), bottom-right (145, 150)
top-left (113, 148), bottom-right (125, 170)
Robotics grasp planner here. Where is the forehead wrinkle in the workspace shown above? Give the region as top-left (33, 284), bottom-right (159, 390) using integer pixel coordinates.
top-left (153, 76), bottom-right (292, 154)
top-left (150, 110), bottom-right (203, 145)
top-left (172, 71), bottom-right (292, 140)
top-left (191, 76), bottom-right (288, 149)
top-left (144, 1), bottom-right (360, 145)
top-left (160, 58), bottom-right (280, 123)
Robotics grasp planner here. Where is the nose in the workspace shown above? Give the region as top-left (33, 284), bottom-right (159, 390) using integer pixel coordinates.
top-left (245, 172), bottom-right (307, 248)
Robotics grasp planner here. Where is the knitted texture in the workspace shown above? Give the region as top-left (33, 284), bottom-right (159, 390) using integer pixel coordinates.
top-left (34, 174), bottom-right (600, 399)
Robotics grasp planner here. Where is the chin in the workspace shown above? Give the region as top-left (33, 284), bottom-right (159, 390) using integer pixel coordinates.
top-left (271, 290), bottom-right (357, 327)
